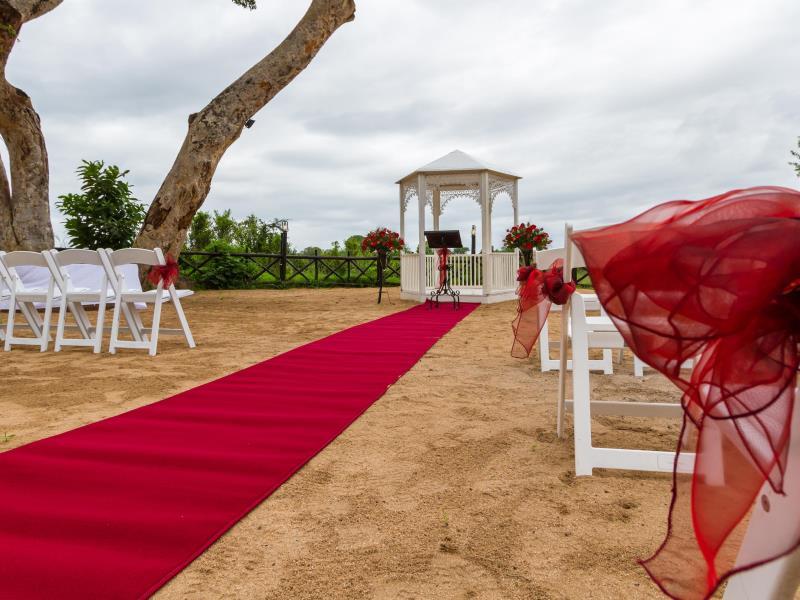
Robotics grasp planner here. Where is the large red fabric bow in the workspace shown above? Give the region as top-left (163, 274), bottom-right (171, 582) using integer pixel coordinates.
top-left (511, 259), bottom-right (575, 358)
top-left (571, 186), bottom-right (800, 600)
top-left (146, 254), bottom-right (179, 288)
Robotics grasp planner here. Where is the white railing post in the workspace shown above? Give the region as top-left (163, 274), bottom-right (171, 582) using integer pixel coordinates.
top-left (416, 173), bottom-right (427, 302)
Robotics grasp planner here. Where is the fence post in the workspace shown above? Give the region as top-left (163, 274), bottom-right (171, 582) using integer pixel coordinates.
top-left (279, 229), bottom-right (288, 282)
top-left (314, 249), bottom-right (319, 284)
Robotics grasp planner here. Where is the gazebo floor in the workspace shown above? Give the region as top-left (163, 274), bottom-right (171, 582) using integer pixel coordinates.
top-left (400, 287), bottom-right (517, 304)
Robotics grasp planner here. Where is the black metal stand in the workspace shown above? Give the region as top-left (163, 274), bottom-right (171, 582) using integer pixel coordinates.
top-left (376, 252), bottom-right (387, 304)
top-left (429, 259), bottom-right (460, 310)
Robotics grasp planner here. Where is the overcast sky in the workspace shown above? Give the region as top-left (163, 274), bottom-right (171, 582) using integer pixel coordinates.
top-left (6, 0), bottom-right (800, 250)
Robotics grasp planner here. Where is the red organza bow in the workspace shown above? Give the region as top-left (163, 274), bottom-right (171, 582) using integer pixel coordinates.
top-left (146, 254), bottom-right (179, 288)
top-left (511, 260), bottom-right (575, 358)
top-left (571, 186), bottom-right (800, 600)
top-left (436, 247), bottom-right (450, 287)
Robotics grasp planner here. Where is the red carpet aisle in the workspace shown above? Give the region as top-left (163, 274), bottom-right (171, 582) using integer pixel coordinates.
top-left (0, 303), bottom-right (477, 599)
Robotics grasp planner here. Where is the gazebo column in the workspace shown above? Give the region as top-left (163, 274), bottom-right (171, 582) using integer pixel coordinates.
top-left (399, 184), bottom-right (405, 245)
top-left (432, 188), bottom-right (441, 231)
top-left (417, 173), bottom-right (427, 301)
top-left (480, 171), bottom-right (492, 296)
top-left (512, 179), bottom-right (519, 225)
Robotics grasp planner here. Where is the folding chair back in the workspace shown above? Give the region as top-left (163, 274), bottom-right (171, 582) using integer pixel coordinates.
top-left (534, 247), bottom-right (564, 270)
top-left (0, 251), bottom-right (55, 351)
top-left (535, 245), bottom-right (612, 374)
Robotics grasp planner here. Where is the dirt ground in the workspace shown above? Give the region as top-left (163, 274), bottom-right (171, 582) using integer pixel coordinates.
top-left (0, 288), bottom-right (715, 599)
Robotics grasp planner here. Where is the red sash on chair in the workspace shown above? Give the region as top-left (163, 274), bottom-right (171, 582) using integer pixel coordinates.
top-left (572, 187), bottom-right (800, 600)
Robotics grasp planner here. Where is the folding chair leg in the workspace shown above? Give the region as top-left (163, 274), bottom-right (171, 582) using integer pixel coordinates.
top-left (109, 302), bottom-right (122, 355)
top-left (4, 293), bottom-right (17, 351)
top-left (634, 356), bottom-right (645, 377)
top-left (54, 297), bottom-right (68, 352)
top-left (601, 349), bottom-right (613, 375)
top-left (94, 298), bottom-right (106, 354)
top-left (149, 296), bottom-right (163, 356)
top-left (539, 320), bottom-right (551, 372)
top-left (19, 303), bottom-right (43, 338)
top-left (571, 303), bottom-right (594, 476)
top-left (70, 303), bottom-right (92, 338)
top-left (39, 288), bottom-right (54, 352)
top-left (170, 291), bottom-right (195, 349)
top-left (130, 307), bottom-right (148, 343)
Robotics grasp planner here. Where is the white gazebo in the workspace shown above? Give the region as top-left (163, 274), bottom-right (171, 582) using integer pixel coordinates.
top-left (397, 150), bottom-right (521, 304)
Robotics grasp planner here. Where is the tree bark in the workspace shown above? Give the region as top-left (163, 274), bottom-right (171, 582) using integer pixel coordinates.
top-left (0, 151), bottom-right (15, 249)
top-left (135, 0), bottom-right (356, 257)
top-left (0, 0), bottom-right (62, 251)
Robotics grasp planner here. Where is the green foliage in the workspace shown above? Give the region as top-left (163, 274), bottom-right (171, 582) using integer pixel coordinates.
top-left (191, 240), bottom-right (257, 289)
top-left (187, 211), bottom-right (214, 250)
top-left (344, 235), bottom-right (365, 256)
top-left (212, 209), bottom-right (238, 245)
top-left (237, 214), bottom-right (281, 253)
top-left (791, 137), bottom-right (800, 178)
top-left (56, 160), bottom-right (145, 250)
top-left (231, 0), bottom-right (257, 8)
top-left (185, 211), bottom-right (281, 253)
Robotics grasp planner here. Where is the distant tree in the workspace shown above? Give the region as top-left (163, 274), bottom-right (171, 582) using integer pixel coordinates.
top-left (344, 234), bottom-right (364, 256)
top-left (56, 160), bottom-right (145, 250)
top-left (300, 246), bottom-right (323, 256)
top-left (212, 209), bottom-right (238, 245)
top-left (187, 211), bottom-right (214, 249)
top-left (326, 241), bottom-right (343, 256)
top-left (236, 214), bottom-right (279, 253)
top-left (791, 137), bottom-right (800, 177)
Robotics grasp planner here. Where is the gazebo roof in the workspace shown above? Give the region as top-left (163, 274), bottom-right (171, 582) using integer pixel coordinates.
top-left (396, 150), bottom-right (521, 183)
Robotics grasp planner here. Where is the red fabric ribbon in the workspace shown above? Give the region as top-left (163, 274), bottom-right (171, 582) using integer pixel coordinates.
top-left (437, 247), bottom-right (450, 287)
top-left (571, 186), bottom-right (800, 600)
top-left (146, 254), bottom-right (179, 288)
top-left (511, 259), bottom-right (575, 358)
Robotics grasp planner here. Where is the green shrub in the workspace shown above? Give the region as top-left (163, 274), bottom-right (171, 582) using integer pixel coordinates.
top-left (187, 240), bottom-right (257, 289)
top-left (56, 160), bottom-right (145, 249)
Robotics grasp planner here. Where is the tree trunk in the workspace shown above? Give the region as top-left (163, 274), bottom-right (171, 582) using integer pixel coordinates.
top-left (135, 0), bottom-right (356, 258)
top-left (0, 0), bottom-right (62, 251)
top-left (0, 152), bottom-right (16, 250)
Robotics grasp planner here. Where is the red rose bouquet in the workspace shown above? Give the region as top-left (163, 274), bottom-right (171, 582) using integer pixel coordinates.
top-left (503, 222), bottom-right (551, 265)
top-left (361, 227), bottom-right (405, 254)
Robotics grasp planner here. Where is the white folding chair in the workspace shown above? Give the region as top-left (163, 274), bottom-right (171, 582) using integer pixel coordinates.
top-left (0, 251), bottom-right (56, 352)
top-left (44, 249), bottom-right (111, 353)
top-left (556, 224), bottom-right (695, 476)
top-left (100, 248), bottom-right (195, 356)
top-left (535, 247), bottom-right (613, 374)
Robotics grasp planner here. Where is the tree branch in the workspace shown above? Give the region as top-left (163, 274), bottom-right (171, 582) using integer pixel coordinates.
top-left (135, 0), bottom-right (356, 256)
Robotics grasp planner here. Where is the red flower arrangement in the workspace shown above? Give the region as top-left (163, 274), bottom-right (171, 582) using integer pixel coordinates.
top-left (504, 223), bottom-right (551, 265)
top-left (361, 227), bottom-right (405, 254)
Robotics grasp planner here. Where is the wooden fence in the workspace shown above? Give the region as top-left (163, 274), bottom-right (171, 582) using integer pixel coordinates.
top-left (178, 250), bottom-right (400, 288)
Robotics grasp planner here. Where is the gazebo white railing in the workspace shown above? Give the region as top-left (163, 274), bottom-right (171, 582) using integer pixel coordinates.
top-left (397, 150), bottom-right (521, 304)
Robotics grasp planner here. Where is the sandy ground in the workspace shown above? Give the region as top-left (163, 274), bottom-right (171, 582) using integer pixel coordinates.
top-left (0, 288), bottom-right (717, 599)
